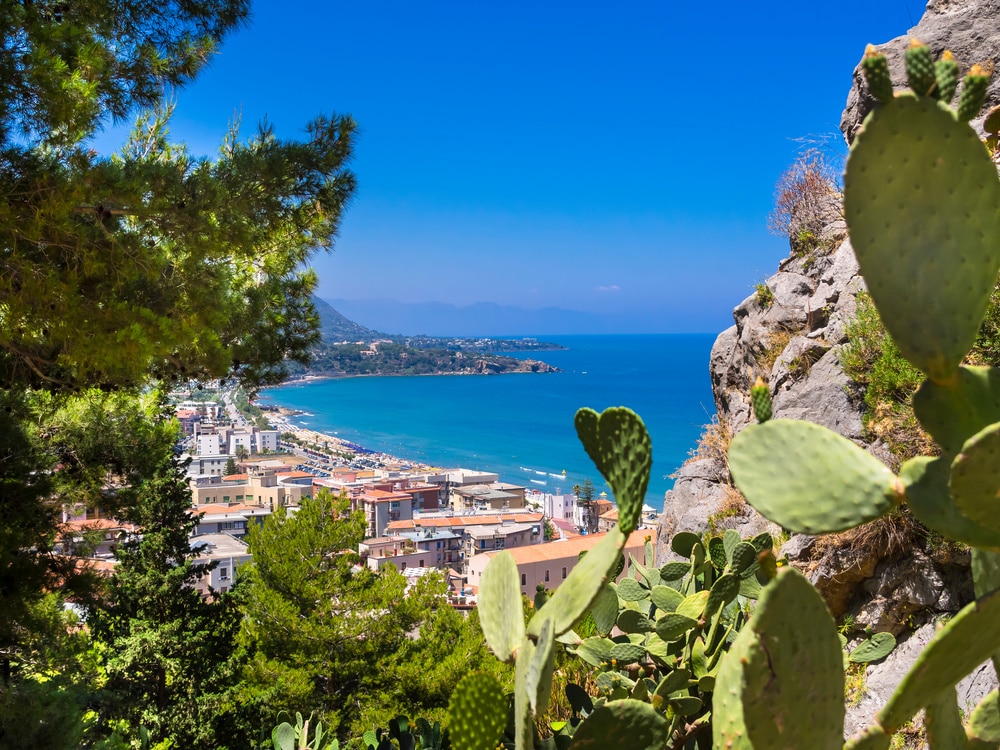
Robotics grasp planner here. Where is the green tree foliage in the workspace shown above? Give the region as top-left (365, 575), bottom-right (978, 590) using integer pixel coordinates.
top-left (88, 448), bottom-right (246, 747)
top-left (0, 0), bottom-right (357, 734)
top-left (0, 1), bottom-right (356, 392)
top-left (0, 389), bottom-right (173, 687)
top-left (0, 594), bottom-right (100, 750)
top-left (239, 492), bottom-right (441, 735)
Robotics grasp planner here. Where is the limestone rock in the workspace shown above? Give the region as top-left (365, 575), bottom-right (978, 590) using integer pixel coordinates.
top-left (771, 348), bottom-right (864, 440)
top-left (844, 622), bottom-right (997, 739)
top-left (841, 0), bottom-right (1000, 144)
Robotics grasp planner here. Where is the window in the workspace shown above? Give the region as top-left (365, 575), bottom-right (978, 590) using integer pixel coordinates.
top-left (220, 567), bottom-right (228, 580)
top-left (562, 567), bottom-right (567, 579)
top-left (544, 570), bottom-right (550, 582)
top-left (419, 559), bottom-right (424, 567)
top-left (521, 573), bottom-right (526, 586)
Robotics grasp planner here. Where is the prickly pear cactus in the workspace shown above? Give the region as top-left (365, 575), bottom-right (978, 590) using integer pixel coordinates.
top-left (721, 47), bottom-right (1000, 749)
top-left (470, 407), bottom-right (663, 749)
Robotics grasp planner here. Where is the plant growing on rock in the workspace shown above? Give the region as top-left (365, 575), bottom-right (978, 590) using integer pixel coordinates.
top-left (720, 43), bottom-right (1000, 748)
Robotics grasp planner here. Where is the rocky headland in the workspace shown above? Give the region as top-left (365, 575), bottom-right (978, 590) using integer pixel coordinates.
top-left (654, 0), bottom-right (1000, 732)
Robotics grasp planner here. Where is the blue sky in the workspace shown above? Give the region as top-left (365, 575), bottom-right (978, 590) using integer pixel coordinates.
top-left (94, 1), bottom-right (922, 333)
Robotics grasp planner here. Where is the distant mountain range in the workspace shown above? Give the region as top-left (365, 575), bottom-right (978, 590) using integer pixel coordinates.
top-left (324, 298), bottom-right (611, 337)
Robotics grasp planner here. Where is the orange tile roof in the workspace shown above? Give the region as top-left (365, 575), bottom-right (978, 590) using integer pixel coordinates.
top-left (276, 469), bottom-right (315, 478)
top-left (222, 473), bottom-right (248, 481)
top-left (482, 529), bottom-right (656, 565)
top-left (387, 512), bottom-right (544, 530)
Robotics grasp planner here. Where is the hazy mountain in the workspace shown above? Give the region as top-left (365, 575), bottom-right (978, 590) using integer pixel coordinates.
top-left (313, 296), bottom-right (383, 341)
top-left (324, 298), bottom-right (610, 336)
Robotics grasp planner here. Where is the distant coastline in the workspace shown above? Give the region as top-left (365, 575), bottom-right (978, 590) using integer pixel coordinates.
top-left (262, 333), bottom-right (718, 509)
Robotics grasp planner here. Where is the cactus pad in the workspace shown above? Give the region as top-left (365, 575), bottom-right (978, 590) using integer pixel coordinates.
top-left (478, 550), bottom-right (525, 662)
top-left (843, 726), bottom-right (891, 750)
top-left (740, 568), bottom-right (845, 750)
top-left (616, 576), bottom-right (648, 602)
top-left (650, 584), bottom-right (683, 612)
top-left (529, 527), bottom-right (626, 637)
top-left (713, 624), bottom-right (755, 750)
top-left (925, 688), bottom-right (972, 749)
top-left (590, 585), bottom-right (619, 635)
top-left (952, 422), bottom-right (1000, 533)
top-left (901, 455), bottom-right (1000, 549)
top-left (968, 690), bottom-right (1000, 744)
top-left (574, 407), bottom-right (651, 533)
top-left (913, 366), bottom-right (1000, 453)
top-left (844, 94), bottom-right (1000, 382)
top-left (729, 420), bottom-right (900, 534)
top-left (849, 632), bottom-right (896, 663)
top-left (655, 613), bottom-right (698, 641)
top-left (447, 672), bottom-right (507, 750)
top-left (878, 587), bottom-right (1000, 732)
top-left (566, 699), bottom-right (671, 750)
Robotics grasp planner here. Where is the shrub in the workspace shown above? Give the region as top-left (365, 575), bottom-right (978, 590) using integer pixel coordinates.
top-left (767, 147), bottom-right (843, 256)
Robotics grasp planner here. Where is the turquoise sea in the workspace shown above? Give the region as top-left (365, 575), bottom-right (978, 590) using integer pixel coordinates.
top-left (259, 334), bottom-right (717, 510)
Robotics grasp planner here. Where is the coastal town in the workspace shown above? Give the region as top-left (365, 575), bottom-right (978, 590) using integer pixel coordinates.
top-left (59, 385), bottom-right (658, 606)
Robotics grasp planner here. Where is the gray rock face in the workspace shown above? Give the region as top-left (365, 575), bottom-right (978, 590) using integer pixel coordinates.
top-left (840, 0), bottom-right (1000, 144)
top-left (844, 623), bottom-right (996, 739)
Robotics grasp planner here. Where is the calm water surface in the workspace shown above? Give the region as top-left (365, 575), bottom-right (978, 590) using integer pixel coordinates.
top-left (260, 334), bottom-right (717, 509)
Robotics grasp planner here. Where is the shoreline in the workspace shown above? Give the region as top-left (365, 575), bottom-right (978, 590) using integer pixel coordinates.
top-left (266, 406), bottom-right (442, 474)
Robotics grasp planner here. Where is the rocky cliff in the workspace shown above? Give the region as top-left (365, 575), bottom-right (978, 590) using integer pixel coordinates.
top-left (654, 0), bottom-right (1000, 730)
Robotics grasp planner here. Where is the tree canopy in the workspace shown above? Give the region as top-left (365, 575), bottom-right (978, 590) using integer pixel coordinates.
top-left (0, 0), bottom-right (356, 391)
top-left (0, 1), bottom-right (358, 740)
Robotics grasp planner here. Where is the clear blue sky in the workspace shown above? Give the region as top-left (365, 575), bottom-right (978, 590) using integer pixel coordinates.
top-left (95, 1), bottom-right (923, 333)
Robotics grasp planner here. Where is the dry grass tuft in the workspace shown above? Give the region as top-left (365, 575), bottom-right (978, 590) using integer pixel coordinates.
top-left (682, 416), bottom-right (732, 469)
top-left (813, 507), bottom-right (926, 561)
top-left (756, 327), bottom-right (795, 378)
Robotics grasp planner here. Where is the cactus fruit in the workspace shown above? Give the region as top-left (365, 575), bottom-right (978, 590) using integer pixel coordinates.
top-left (934, 50), bottom-right (961, 103)
top-left (951, 422), bottom-right (1000, 533)
top-left (749, 376), bottom-right (771, 423)
top-left (447, 673), bottom-right (507, 750)
top-left (957, 64), bottom-right (992, 121)
top-left (729, 420), bottom-right (900, 533)
top-left (862, 45), bottom-right (894, 103)
top-left (844, 94), bottom-right (1000, 382)
top-left (574, 407), bottom-right (650, 534)
top-left (905, 40), bottom-right (937, 97)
